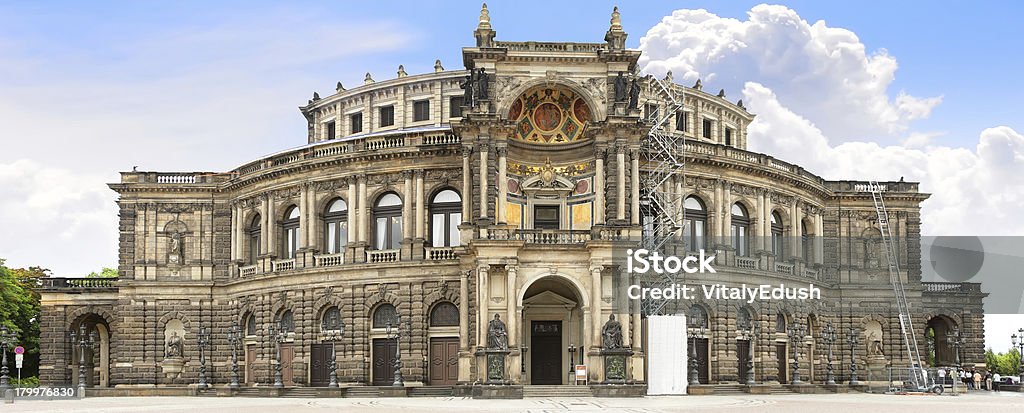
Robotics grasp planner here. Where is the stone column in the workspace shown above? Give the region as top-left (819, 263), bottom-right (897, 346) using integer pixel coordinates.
top-left (595, 149), bottom-right (606, 224)
top-left (616, 145), bottom-right (626, 221)
top-left (814, 212), bottom-right (824, 265)
top-left (590, 266), bottom-right (602, 350)
top-left (630, 149), bottom-right (640, 225)
top-left (347, 179), bottom-right (357, 249)
top-left (231, 203), bottom-right (240, 261)
top-left (460, 271), bottom-right (470, 350)
top-left (479, 144), bottom-right (489, 219)
top-left (462, 146), bottom-right (472, 221)
top-left (357, 175), bottom-right (367, 243)
top-left (299, 184), bottom-right (308, 249)
top-left (722, 184), bottom-right (732, 247)
top-left (403, 171), bottom-right (413, 241)
top-left (764, 191), bottom-right (774, 252)
top-left (260, 193), bottom-right (270, 255)
top-left (790, 201), bottom-right (802, 261)
top-left (477, 265), bottom-right (489, 349)
top-left (497, 146), bottom-right (508, 224)
top-left (754, 189), bottom-right (765, 252)
top-left (505, 265), bottom-right (517, 348)
top-left (415, 170), bottom-right (425, 239)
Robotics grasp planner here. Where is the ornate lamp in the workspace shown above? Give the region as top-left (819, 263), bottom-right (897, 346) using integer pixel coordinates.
top-left (385, 315), bottom-right (411, 387)
top-left (787, 321), bottom-right (805, 385)
top-left (0, 325), bottom-right (17, 389)
top-left (197, 326), bottom-right (211, 389)
top-left (70, 324), bottom-right (97, 391)
top-left (321, 316), bottom-right (346, 388)
top-left (227, 321), bottom-right (241, 389)
top-left (846, 327), bottom-right (860, 385)
top-left (1012, 328), bottom-right (1024, 383)
top-left (822, 322), bottom-right (837, 385)
top-left (687, 320), bottom-right (706, 386)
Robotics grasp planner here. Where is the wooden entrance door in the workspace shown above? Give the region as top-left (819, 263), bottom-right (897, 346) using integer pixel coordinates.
top-left (531, 321), bottom-right (562, 385)
top-left (280, 343), bottom-right (295, 387)
top-left (372, 338), bottom-right (398, 386)
top-left (776, 343), bottom-right (788, 383)
top-left (245, 345), bottom-right (256, 386)
top-left (310, 343), bottom-right (333, 387)
top-left (737, 340), bottom-right (751, 382)
top-left (428, 337), bottom-right (459, 385)
top-left (695, 338), bottom-right (710, 384)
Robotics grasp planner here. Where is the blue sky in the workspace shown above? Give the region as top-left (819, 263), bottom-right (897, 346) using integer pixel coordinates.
top-left (3, 1), bottom-right (1024, 351)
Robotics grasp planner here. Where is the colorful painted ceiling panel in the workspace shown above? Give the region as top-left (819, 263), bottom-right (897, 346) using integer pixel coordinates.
top-left (509, 86), bottom-right (591, 144)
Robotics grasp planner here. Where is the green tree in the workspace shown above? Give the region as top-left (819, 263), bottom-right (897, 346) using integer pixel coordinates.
top-left (985, 347), bottom-right (1022, 375)
top-left (86, 267), bottom-right (118, 278)
top-left (0, 259), bottom-right (46, 379)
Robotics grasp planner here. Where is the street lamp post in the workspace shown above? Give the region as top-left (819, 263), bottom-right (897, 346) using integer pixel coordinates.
top-left (70, 324), bottom-right (97, 392)
top-left (846, 327), bottom-right (860, 385)
top-left (0, 325), bottom-right (17, 390)
top-left (268, 322), bottom-right (288, 388)
top-left (197, 326), bottom-right (211, 389)
top-left (1011, 328), bottom-right (1024, 383)
top-left (738, 323), bottom-right (758, 385)
top-left (227, 321), bottom-right (241, 389)
top-left (822, 322), bottom-right (837, 385)
top-left (787, 321), bottom-right (805, 385)
top-left (947, 326), bottom-right (963, 393)
top-left (385, 316), bottom-right (411, 387)
top-left (321, 317), bottom-right (346, 388)
top-left (687, 321), bottom-right (705, 386)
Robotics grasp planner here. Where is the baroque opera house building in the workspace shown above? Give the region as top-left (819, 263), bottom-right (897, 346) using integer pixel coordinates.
top-left (38, 6), bottom-right (986, 393)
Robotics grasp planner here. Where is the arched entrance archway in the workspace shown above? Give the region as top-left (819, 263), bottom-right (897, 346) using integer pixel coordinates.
top-left (69, 314), bottom-right (111, 388)
top-left (926, 315), bottom-right (958, 366)
top-left (519, 275), bottom-right (586, 385)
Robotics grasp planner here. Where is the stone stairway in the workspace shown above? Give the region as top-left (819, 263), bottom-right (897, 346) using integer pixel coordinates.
top-left (344, 387), bottom-right (381, 398)
top-left (769, 385), bottom-right (794, 395)
top-left (408, 386), bottom-right (454, 397)
top-left (281, 387), bottom-right (322, 398)
top-left (522, 385), bottom-right (594, 398)
top-left (710, 384), bottom-right (746, 395)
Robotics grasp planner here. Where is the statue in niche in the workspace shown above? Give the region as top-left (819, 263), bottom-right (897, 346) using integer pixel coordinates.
top-left (168, 232), bottom-right (183, 265)
top-left (475, 68), bottom-right (489, 101)
top-left (460, 73), bottom-right (475, 107)
top-left (627, 77), bottom-right (640, 110)
top-left (487, 314), bottom-right (508, 350)
top-left (613, 72), bottom-right (628, 102)
top-left (165, 331), bottom-right (184, 359)
top-left (867, 330), bottom-right (885, 357)
top-left (601, 314), bottom-right (623, 350)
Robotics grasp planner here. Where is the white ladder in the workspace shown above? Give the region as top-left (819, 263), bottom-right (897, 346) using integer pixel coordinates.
top-left (868, 181), bottom-right (926, 389)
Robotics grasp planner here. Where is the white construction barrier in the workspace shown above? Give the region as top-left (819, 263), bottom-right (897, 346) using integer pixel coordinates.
top-left (646, 315), bottom-right (688, 395)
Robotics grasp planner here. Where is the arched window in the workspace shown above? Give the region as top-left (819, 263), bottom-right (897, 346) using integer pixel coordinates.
top-left (738, 308), bottom-right (753, 331)
top-left (373, 193), bottom-right (403, 250)
top-left (244, 312), bottom-right (257, 336)
top-left (429, 302), bottom-right (459, 327)
top-left (324, 198), bottom-right (348, 254)
top-left (689, 305), bottom-right (709, 328)
top-left (372, 303), bottom-right (399, 328)
top-left (683, 196), bottom-right (707, 251)
top-left (731, 203), bottom-right (750, 257)
top-left (248, 214), bottom-right (261, 264)
top-left (771, 211), bottom-right (784, 258)
top-left (801, 220), bottom-right (813, 261)
top-left (276, 309), bottom-right (294, 333)
top-left (322, 306), bottom-right (342, 331)
top-left (775, 313), bottom-right (787, 333)
top-left (430, 190), bottom-right (462, 247)
top-left (281, 206), bottom-right (300, 259)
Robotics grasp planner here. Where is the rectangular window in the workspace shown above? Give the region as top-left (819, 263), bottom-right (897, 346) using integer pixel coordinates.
top-left (449, 96), bottom-right (464, 118)
top-left (725, 128), bottom-right (734, 146)
top-left (375, 218), bottom-right (387, 250)
top-left (413, 100), bottom-right (430, 122)
top-left (325, 121), bottom-right (336, 140)
top-left (379, 105), bottom-right (395, 127)
top-left (675, 112), bottom-right (687, 132)
top-left (450, 212), bottom-right (461, 246)
top-left (645, 104), bottom-right (659, 122)
top-left (390, 216), bottom-right (402, 249)
top-left (534, 205), bottom-right (560, 230)
top-left (350, 112), bottom-right (363, 134)
top-left (702, 119), bottom-right (713, 139)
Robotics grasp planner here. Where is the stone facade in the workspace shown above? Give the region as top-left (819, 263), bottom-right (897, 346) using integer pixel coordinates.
top-left (38, 6), bottom-right (986, 389)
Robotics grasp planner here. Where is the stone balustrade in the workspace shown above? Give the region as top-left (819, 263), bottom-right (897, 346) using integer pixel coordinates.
top-left (425, 247), bottom-right (458, 261)
top-left (802, 268), bottom-right (819, 279)
top-left (238, 265), bottom-right (258, 277)
top-left (271, 258), bottom-right (296, 272)
top-left (736, 256), bottom-right (758, 270)
top-left (922, 282), bottom-right (982, 293)
top-left (774, 262), bottom-right (794, 275)
top-left (366, 249), bottom-right (400, 263)
top-left (38, 277), bottom-right (119, 290)
top-left (315, 253), bottom-right (345, 267)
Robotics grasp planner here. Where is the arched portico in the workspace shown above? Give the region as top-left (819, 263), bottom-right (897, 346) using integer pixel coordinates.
top-left (517, 273), bottom-right (588, 385)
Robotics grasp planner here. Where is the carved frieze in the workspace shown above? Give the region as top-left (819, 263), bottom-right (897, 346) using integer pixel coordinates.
top-left (770, 192), bottom-right (794, 207)
top-left (507, 160), bottom-right (593, 177)
top-left (582, 77), bottom-right (607, 106)
top-left (273, 186), bottom-right (301, 201)
top-left (495, 76), bottom-right (523, 104)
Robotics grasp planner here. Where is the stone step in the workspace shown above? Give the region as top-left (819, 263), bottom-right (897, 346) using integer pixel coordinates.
top-left (710, 384), bottom-right (746, 395)
top-left (408, 386), bottom-right (454, 397)
top-left (522, 385), bottom-right (593, 398)
top-left (345, 387), bottom-right (381, 398)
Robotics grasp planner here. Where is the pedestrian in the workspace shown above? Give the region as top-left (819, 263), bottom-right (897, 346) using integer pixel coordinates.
top-left (985, 371), bottom-right (993, 391)
top-left (973, 370), bottom-right (982, 390)
top-left (938, 367), bottom-right (946, 386)
top-left (994, 372), bottom-right (1001, 391)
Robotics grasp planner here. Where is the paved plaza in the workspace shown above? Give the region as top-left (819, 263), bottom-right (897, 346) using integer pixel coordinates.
top-left (5, 393), bottom-right (1024, 413)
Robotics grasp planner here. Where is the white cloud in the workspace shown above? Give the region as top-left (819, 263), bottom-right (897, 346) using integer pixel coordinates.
top-left (0, 9), bottom-right (412, 276)
top-left (637, 5), bottom-right (1024, 236)
top-left (638, 4), bottom-right (942, 143)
